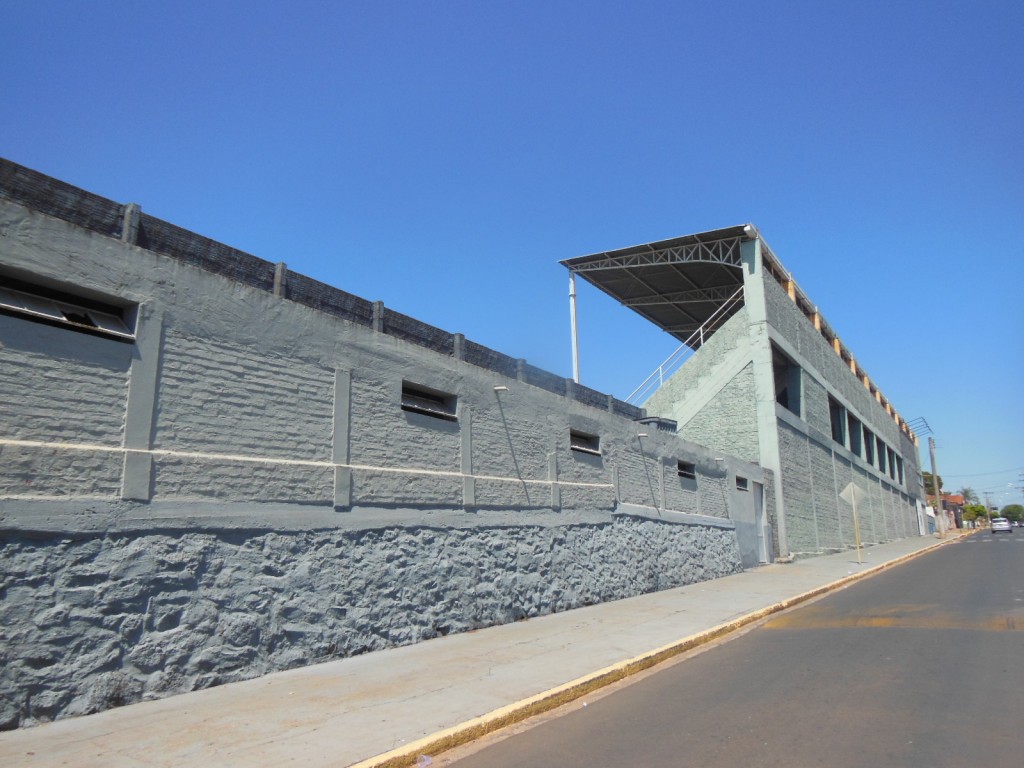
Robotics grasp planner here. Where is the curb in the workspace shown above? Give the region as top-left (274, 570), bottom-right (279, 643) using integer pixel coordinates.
top-left (349, 535), bottom-right (965, 768)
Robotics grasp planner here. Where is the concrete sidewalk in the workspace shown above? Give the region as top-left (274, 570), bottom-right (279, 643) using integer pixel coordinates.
top-left (0, 532), bottom-right (966, 768)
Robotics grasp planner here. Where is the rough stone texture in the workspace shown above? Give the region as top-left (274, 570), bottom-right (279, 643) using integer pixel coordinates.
top-left (642, 309), bottom-right (760, 464)
top-left (763, 275), bottom-right (912, 458)
top-left (0, 196), bottom-right (763, 518)
top-left (776, 421), bottom-right (920, 558)
top-left (675, 364), bottom-right (759, 463)
top-left (0, 316), bottom-right (129, 497)
top-left (154, 331), bottom-right (335, 461)
top-left (801, 374), bottom-right (831, 438)
top-left (0, 515), bottom-right (742, 730)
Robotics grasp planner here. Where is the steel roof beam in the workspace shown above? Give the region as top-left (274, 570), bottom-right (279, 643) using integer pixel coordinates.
top-left (623, 284), bottom-right (743, 307)
top-left (565, 237), bottom-right (744, 272)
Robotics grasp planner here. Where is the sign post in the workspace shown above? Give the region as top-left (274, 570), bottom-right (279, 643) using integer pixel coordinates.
top-left (840, 482), bottom-right (868, 564)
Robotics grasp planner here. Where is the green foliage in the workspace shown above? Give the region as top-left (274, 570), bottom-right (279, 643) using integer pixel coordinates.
top-left (959, 487), bottom-right (979, 505)
top-left (922, 471), bottom-right (943, 494)
top-left (1000, 503), bottom-right (1024, 522)
top-left (963, 504), bottom-right (988, 522)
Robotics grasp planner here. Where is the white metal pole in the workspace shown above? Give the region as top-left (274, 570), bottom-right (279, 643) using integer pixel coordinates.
top-left (569, 272), bottom-right (580, 383)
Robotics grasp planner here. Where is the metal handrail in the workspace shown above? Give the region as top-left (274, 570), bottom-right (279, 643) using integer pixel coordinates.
top-left (625, 285), bottom-right (745, 405)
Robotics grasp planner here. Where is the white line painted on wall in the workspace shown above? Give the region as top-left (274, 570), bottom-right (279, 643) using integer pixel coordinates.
top-left (0, 438), bottom-right (614, 490)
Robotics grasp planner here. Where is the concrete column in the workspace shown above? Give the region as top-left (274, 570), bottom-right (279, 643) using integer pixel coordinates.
top-left (333, 368), bottom-right (352, 509)
top-left (657, 456), bottom-right (666, 513)
top-left (462, 406), bottom-right (475, 508)
top-left (453, 333), bottom-right (465, 361)
top-left (120, 305), bottom-right (162, 502)
top-left (120, 203), bottom-right (141, 245)
top-left (273, 262), bottom-right (288, 298)
top-left (548, 434), bottom-right (560, 510)
top-left (741, 238), bottom-right (789, 559)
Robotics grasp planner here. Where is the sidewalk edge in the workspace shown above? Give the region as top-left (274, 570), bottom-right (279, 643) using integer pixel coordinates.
top-left (349, 535), bottom-right (962, 768)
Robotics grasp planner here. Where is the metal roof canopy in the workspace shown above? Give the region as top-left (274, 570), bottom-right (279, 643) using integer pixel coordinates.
top-left (560, 224), bottom-right (755, 350)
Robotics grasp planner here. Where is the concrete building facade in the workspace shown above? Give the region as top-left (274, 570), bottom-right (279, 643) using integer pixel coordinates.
top-left (0, 160), bottom-right (770, 728)
top-left (565, 226), bottom-right (925, 561)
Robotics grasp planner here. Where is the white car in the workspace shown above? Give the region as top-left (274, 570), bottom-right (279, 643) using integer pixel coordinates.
top-left (991, 517), bottom-right (1012, 533)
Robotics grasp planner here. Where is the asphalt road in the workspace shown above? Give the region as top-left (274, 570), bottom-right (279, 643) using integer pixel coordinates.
top-left (445, 530), bottom-right (1024, 768)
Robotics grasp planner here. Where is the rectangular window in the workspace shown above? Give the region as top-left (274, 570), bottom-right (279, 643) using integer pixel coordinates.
top-left (772, 344), bottom-right (802, 416)
top-left (863, 427), bottom-right (875, 465)
top-left (887, 447), bottom-right (897, 479)
top-left (828, 395), bottom-right (846, 445)
top-left (0, 278), bottom-right (135, 342)
top-left (847, 413), bottom-right (862, 457)
top-left (876, 437), bottom-right (887, 474)
top-left (736, 476), bottom-right (749, 491)
top-left (569, 429), bottom-right (601, 455)
top-left (677, 460), bottom-right (696, 479)
top-left (401, 382), bottom-right (457, 421)
top-left (895, 456), bottom-right (905, 485)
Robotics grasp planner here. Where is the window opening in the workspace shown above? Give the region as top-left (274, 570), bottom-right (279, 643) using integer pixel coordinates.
top-left (895, 455), bottom-right (904, 485)
top-left (570, 429), bottom-right (601, 455)
top-left (636, 416), bottom-right (677, 434)
top-left (0, 279), bottom-right (135, 342)
top-left (677, 461), bottom-right (696, 479)
top-left (736, 476), bottom-right (749, 491)
top-left (863, 427), bottom-right (875, 465)
top-left (772, 344), bottom-right (802, 416)
top-left (887, 447), bottom-right (897, 480)
top-left (876, 437), bottom-right (887, 474)
top-left (847, 413), bottom-right (862, 456)
top-left (401, 382), bottom-right (458, 421)
top-left (828, 395), bottom-right (845, 445)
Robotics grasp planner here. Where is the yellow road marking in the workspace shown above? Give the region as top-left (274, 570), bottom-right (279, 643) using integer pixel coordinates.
top-left (765, 604), bottom-right (1022, 631)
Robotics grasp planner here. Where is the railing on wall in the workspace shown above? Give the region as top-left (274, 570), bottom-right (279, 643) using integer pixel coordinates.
top-left (625, 285), bottom-right (745, 406)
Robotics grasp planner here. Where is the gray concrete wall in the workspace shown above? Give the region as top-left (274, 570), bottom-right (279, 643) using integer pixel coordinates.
top-left (763, 274), bottom-right (923, 556)
top-left (634, 247), bottom-right (923, 561)
top-left (0, 166), bottom-right (764, 728)
top-left (643, 308), bottom-right (759, 463)
top-left (763, 274), bottom-right (913, 456)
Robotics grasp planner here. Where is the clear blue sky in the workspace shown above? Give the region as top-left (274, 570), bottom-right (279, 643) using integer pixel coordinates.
top-left (3, 1), bottom-right (1021, 507)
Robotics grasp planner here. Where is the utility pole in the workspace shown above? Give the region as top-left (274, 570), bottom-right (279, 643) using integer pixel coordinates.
top-left (928, 437), bottom-right (944, 537)
top-left (569, 273), bottom-right (580, 384)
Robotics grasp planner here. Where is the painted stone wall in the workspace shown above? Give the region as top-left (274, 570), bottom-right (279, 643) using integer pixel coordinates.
top-left (760, 268), bottom-right (923, 556)
top-left (0, 514), bottom-right (741, 730)
top-left (643, 309), bottom-right (760, 463)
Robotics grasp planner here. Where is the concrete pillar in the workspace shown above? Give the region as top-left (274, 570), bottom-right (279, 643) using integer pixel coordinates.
top-left (462, 406), bottom-right (475, 508)
top-left (333, 368), bottom-right (352, 509)
top-left (741, 238), bottom-right (789, 559)
top-left (121, 305), bottom-right (162, 501)
top-left (273, 262), bottom-right (288, 298)
top-left (120, 203), bottom-right (141, 245)
top-left (548, 434), bottom-right (560, 510)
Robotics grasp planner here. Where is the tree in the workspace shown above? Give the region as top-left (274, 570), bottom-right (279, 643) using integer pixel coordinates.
top-left (1001, 503), bottom-right (1024, 523)
top-left (922, 471), bottom-right (943, 495)
top-left (963, 504), bottom-right (988, 523)
top-left (960, 486), bottom-right (979, 505)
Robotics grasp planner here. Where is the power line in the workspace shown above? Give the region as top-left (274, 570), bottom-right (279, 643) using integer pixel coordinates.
top-left (941, 466), bottom-right (1023, 478)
